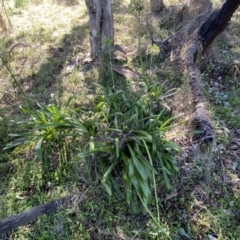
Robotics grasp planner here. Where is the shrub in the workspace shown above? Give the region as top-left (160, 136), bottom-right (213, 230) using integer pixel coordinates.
top-left (5, 87), bottom-right (181, 207)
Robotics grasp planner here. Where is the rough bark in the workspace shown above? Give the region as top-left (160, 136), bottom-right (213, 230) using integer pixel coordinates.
top-left (0, 193), bottom-right (82, 235)
top-left (85, 0), bottom-right (114, 61)
top-left (150, 0), bottom-right (165, 14)
top-left (190, 0), bottom-right (240, 141)
top-left (184, 40), bottom-right (213, 142)
top-left (198, 0), bottom-right (240, 50)
top-left (158, 0), bottom-right (240, 142)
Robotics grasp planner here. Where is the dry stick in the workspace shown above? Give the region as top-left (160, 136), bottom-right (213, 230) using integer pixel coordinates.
top-left (111, 64), bottom-right (140, 80)
top-left (0, 193), bottom-right (83, 235)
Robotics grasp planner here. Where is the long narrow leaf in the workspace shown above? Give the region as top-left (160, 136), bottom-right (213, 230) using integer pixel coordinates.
top-left (102, 182), bottom-right (112, 196)
top-left (159, 113), bottom-right (183, 130)
top-left (127, 144), bottom-right (147, 180)
top-left (133, 130), bottom-right (153, 142)
top-left (148, 108), bottom-right (166, 131)
top-left (115, 138), bottom-right (119, 158)
top-left (102, 159), bottom-right (118, 183)
top-left (35, 138), bottom-right (43, 161)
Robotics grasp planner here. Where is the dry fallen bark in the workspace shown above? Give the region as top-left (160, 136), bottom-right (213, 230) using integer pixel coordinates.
top-left (111, 64), bottom-right (140, 80)
top-left (0, 193), bottom-right (82, 235)
top-left (184, 40), bottom-right (213, 141)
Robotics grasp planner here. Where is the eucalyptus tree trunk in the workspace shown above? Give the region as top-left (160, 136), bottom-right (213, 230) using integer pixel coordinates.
top-left (85, 0), bottom-right (114, 61)
top-left (150, 0), bottom-right (165, 14)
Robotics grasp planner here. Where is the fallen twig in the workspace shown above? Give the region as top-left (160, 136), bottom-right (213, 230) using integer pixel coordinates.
top-left (0, 192), bottom-right (83, 235)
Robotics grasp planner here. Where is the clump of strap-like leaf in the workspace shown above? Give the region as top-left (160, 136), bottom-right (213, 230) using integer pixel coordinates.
top-left (4, 95), bottom-right (97, 174)
top-left (78, 87), bottom-right (181, 206)
top-left (5, 87), bottom-right (181, 207)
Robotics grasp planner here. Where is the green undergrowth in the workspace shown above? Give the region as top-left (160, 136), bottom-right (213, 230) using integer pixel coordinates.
top-left (2, 73), bottom-right (181, 237)
top-left (1, 0), bottom-right (240, 239)
top-left (214, 85), bottom-right (240, 127)
top-left (202, 64), bottom-right (240, 130)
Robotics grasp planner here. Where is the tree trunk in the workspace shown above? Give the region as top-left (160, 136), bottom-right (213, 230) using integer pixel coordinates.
top-left (150, 0), bottom-right (165, 14)
top-left (85, 0), bottom-right (114, 61)
top-left (198, 0), bottom-right (240, 50)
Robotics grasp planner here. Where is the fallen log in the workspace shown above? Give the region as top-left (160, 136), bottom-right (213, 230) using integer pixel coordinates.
top-left (157, 0), bottom-right (240, 142)
top-left (0, 192), bottom-right (82, 235)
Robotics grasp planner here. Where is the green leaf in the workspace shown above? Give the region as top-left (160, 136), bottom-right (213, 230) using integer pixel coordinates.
top-left (102, 159), bottom-right (118, 184)
top-left (102, 182), bottom-right (112, 196)
top-left (126, 182), bottom-right (133, 204)
top-left (133, 130), bottom-right (153, 142)
top-left (138, 177), bottom-right (151, 200)
top-left (58, 133), bottom-right (82, 137)
top-left (127, 113), bottom-right (137, 123)
top-left (178, 228), bottom-right (191, 239)
top-left (141, 158), bottom-right (158, 175)
top-left (129, 174), bottom-right (140, 189)
top-left (163, 141), bottom-right (181, 152)
top-left (162, 166), bottom-right (172, 175)
top-left (114, 115), bottom-right (119, 128)
top-left (4, 139), bottom-right (32, 150)
top-left (78, 151), bottom-right (93, 158)
top-left (127, 144), bottom-right (147, 180)
top-left (162, 169), bottom-right (171, 190)
top-left (144, 118), bottom-right (154, 129)
top-left (148, 108), bottom-right (166, 131)
top-left (35, 123), bottom-right (72, 130)
top-left (110, 177), bottom-right (124, 199)
top-left (162, 152), bottom-right (176, 161)
top-left (89, 137), bottom-right (94, 150)
top-left (157, 152), bottom-right (171, 189)
top-left (115, 138), bottom-right (119, 158)
top-left (128, 159), bottom-right (134, 177)
top-left (141, 140), bottom-right (158, 175)
top-left (35, 138), bottom-right (43, 161)
top-left (20, 105), bottom-right (41, 120)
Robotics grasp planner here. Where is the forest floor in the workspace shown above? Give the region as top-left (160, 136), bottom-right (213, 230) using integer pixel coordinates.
top-left (0, 0), bottom-right (240, 239)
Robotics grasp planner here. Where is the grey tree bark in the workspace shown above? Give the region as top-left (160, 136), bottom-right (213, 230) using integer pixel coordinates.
top-left (150, 0), bottom-right (165, 14)
top-left (85, 0), bottom-right (114, 61)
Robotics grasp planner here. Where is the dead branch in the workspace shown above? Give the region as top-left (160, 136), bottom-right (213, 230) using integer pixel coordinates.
top-left (185, 41), bottom-right (213, 142)
top-left (111, 64), bottom-right (140, 80)
top-left (0, 192), bottom-right (83, 235)
top-left (0, 42), bottom-right (33, 57)
top-left (198, 0), bottom-right (240, 50)
top-left (156, 0), bottom-right (240, 142)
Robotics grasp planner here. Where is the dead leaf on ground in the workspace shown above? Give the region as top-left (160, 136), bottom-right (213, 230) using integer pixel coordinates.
top-left (165, 192), bottom-right (178, 201)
